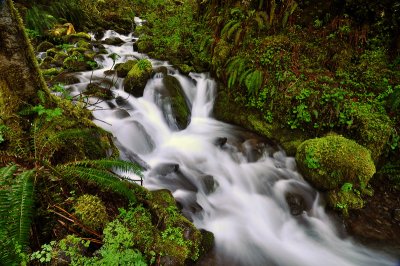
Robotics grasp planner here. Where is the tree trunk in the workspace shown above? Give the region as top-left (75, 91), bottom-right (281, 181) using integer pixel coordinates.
top-left (0, 0), bottom-right (48, 116)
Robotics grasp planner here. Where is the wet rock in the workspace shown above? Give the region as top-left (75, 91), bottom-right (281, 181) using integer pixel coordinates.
top-left (154, 66), bottom-right (168, 76)
top-left (113, 108), bottom-right (130, 119)
top-left (85, 82), bottom-right (113, 100)
top-left (63, 56), bottom-right (91, 72)
top-left (123, 59), bottom-right (152, 97)
top-left (114, 59), bottom-right (137, 78)
top-left (115, 96), bottom-right (133, 108)
top-left (200, 175), bottom-right (217, 194)
top-left (162, 75), bottom-right (190, 129)
top-left (149, 164), bottom-right (180, 177)
top-left (36, 41), bottom-right (54, 52)
top-left (103, 69), bottom-right (116, 76)
top-left (103, 37), bottom-right (124, 46)
top-left (214, 137), bottom-right (227, 147)
top-left (50, 73), bottom-right (80, 85)
top-left (241, 138), bottom-right (265, 162)
top-left (286, 193), bottom-right (306, 216)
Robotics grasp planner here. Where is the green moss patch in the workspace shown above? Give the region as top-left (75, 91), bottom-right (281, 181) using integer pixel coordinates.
top-left (296, 135), bottom-right (376, 190)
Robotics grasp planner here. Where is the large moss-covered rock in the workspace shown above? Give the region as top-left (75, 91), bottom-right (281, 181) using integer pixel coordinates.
top-left (123, 59), bottom-right (152, 97)
top-left (162, 75), bottom-right (190, 129)
top-left (114, 59), bottom-right (137, 78)
top-left (295, 135), bottom-right (376, 190)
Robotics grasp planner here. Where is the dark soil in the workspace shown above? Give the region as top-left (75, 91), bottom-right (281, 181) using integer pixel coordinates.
top-left (344, 176), bottom-right (400, 259)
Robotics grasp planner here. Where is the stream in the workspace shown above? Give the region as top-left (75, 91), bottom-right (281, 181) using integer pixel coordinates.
top-left (63, 30), bottom-right (397, 266)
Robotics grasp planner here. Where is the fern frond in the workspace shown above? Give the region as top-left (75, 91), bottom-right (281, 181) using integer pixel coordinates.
top-left (57, 165), bottom-right (137, 202)
top-left (245, 70), bottom-right (264, 96)
top-left (10, 170), bottom-right (35, 247)
top-left (226, 21), bottom-right (242, 40)
top-left (0, 167), bottom-right (34, 265)
top-left (0, 164), bottom-right (17, 182)
top-left (66, 159), bottom-right (143, 177)
top-left (221, 20), bottom-right (237, 38)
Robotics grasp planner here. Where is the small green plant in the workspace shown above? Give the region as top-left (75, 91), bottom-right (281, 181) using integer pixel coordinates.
top-left (31, 104), bottom-right (63, 121)
top-left (340, 182), bottom-right (353, 192)
top-left (30, 241), bottom-right (55, 263)
top-left (304, 147), bottom-right (320, 169)
top-left (51, 83), bottom-right (72, 100)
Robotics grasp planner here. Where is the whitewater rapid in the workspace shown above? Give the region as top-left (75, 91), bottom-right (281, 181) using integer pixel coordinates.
top-left (65, 30), bottom-right (397, 266)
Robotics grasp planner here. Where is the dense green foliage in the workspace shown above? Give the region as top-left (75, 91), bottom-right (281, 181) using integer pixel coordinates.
top-left (4, 0), bottom-right (400, 263)
top-left (129, 0), bottom-right (400, 189)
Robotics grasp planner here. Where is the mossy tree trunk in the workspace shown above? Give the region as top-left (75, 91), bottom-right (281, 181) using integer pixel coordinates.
top-left (0, 0), bottom-right (48, 116)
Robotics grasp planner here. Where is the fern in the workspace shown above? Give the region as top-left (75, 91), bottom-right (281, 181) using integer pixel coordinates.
top-left (0, 165), bottom-right (35, 265)
top-left (227, 57), bottom-right (249, 89)
top-left (56, 163), bottom-right (138, 203)
top-left (67, 159), bottom-right (143, 177)
top-left (245, 70), bottom-right (264, 96)
top-left (11, 170), bottom-right (35, 247)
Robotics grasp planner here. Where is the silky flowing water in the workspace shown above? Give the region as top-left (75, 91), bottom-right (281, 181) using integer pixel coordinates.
top-left (64, 30), bottom-right (397, 266)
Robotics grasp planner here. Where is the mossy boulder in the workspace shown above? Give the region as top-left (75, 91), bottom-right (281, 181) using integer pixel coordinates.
top-left (64, 56), bottom-right (90, 72)
top-left (36, 41), bottom-right (54, 52)
top-left (136, 39), bottom-right (154, 53)
top-left (63, 32), bottom-right (92, 44)
top-left (52, 52), bottom-right (68, 67)
top-left (327, 188), bottom-right (365, 215)
top-left (114, 59), bottom-right (137, 78)
top-left (103, 37), bottom-right (124, 46)
top-left (295, 135), bottom-right (376, 190)
top-left (162, 75), bottom-right (190, 129)
top-left (76, 40), bottom-right (92, 50)
top-left (85, 82), bottom-right (114, 100)
top-left (123, 59), bottom-right (152, 97)
top-left (41, 67), bottom-right (62, 76)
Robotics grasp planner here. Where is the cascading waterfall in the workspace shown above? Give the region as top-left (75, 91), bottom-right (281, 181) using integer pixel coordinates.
top-left (65, 30), bottom-right (397, 266)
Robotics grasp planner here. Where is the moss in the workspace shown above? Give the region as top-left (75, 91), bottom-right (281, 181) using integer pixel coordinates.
top-left (114, 59), bottom-right (137, 78)
top-left (296, 135), bottom-right (376, 190)
top-left (350, 104), bottom-right (392, 161)
top-left (123, 59), bottom-right (152, 97)
top-left (63, 32), bottom-right (91, 43)
top-left (73, 194), bottom-right (109, 231)
top-left (41, 67), bottom-right (62, 76)
top-left (76, 40), bottom-right (92, 50)
top-left (36, 41), bottom-right (54, 52)
top-left (327, 189), bottom-right (365, 216)
top-left (162, 75), bottom-right (190, 129)
top-left (46, 48), bottom-right (58, 57)
top-left (63, 56), bottom-right (90, 72)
